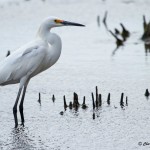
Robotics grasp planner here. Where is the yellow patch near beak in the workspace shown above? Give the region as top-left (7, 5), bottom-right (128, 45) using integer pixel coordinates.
top-left (55, 19), bottom-right (63, 24)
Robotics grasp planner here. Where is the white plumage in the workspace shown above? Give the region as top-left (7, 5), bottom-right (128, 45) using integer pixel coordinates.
top-left (0, 31), bottom-right (61, 86)
top-left (0, 16), bottom-right (84, 128)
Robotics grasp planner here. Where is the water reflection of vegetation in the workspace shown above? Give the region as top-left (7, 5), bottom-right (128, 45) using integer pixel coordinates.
top-left (144, 42), bottom-right (150, 55)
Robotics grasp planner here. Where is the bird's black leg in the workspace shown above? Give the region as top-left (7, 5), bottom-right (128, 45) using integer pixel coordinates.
top-left (13, 87), bottom-right (23, 128)
top-left (19, 86), bottom-right (27, 127)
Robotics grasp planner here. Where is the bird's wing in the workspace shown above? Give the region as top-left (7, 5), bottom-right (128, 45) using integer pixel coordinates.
top-left (0, 44), bottom-right (47, 85)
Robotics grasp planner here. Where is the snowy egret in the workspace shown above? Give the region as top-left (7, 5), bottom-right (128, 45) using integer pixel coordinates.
top-left (0, 16), bottom-right (85, 128)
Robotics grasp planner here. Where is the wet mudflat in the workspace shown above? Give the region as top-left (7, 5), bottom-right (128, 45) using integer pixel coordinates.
top-left (0, 0), bottom-right (150, 149)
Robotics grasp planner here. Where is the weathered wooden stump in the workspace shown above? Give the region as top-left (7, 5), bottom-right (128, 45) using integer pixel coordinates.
top-left (109, 30), bottom-right (123, 47)
top-left (52, 94), bottom-right (55, 102)
top-left (126, 96), bottom-right (128, 106)
top-left (38, 92), bottom-right (41, 105)
top-left (107, 93), bottom-right (110, 105)
top-left (95, 86), bottom-right (98, 107)
top-left (73, 92), bottom-right (79, 110)
top-left (145, 89), bottom-right (150, 97)
top-left (120, 23), bottom-right (130, 40)
top-left (63, 95), bottom-right (67, 110)
top-left (120, 93), bottom-right (124, 107)
top-left (98, 94), bottom-right (102, 106)
top-left (69, 102), bottom-right (73, 109)
top-left (91, 93), bottom-right (95, 109)
top-left (82, 96), bottom-right (87, 109)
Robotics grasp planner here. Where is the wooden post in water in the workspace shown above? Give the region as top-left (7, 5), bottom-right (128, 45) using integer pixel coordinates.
top-left (38, 92), bottom-right (41, 105)
top-left (143, 15), bottom-right (147, 32)
top-left (126, 96), bottom-right (128, 106)
top-left (120, 23), bottom-right (130, 40)
top-left (120, 93), bottom-right (124, 107)
top-left (145, 89), bottom-right (150, 97)
top-left (63, 95), bottom-right (67, 110)
top-left (141, 22), bottom-right (150, 40)
top-left (73, 92), bottom-right (79, 106)
top-left (107, 93), bottom-right (110, 105)
top-left (96, 86), bottom-right (98, 107)
top-left (73, 92), bottom-right (79, 110)
top-left (82, 96), bottom-right (85, 105)
top-left (60, 111), bottom-right (64, 115)
top-left (99, 94), bottom-right (102, 106)
top-left (109, 30), bottom-right (123, 47)
top-left (92, 93), bottom-right (95, 109)
top-left (52, 94), bottom-right (55, 102)
top-left (69, 102), bottom-right (72, 109)
top-left (115, 28), bottom-right (120, 35)
top-left (82, 96), bottom-right (87, 109)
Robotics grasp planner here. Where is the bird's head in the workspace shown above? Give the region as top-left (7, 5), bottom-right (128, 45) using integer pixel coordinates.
top-left (37, 16), bottom-right (85, 39)
top-left (41, 16), bottom-right (85, 28)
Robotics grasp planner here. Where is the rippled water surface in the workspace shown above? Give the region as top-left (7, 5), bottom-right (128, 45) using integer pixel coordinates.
top-left (0, 0), bottom-right (150, 149)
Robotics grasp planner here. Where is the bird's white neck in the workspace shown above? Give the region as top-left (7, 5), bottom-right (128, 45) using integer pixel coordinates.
top-left (37, 23), bottom-right (62, 66)
top-left (37, 25), bottom-right (61, 47)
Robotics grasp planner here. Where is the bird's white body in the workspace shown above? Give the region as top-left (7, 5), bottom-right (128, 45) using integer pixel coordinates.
top-left (0, 32), bottom-right (61, 86)
top-left (0, 16), bottom-right (84, 127)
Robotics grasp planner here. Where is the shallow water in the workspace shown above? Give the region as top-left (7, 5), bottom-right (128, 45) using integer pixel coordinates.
top-left (0, 0), bottom-right (150, 149)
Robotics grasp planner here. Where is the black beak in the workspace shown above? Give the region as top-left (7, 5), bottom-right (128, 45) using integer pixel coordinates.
top-left (62, 21), bottom-right (85, 27)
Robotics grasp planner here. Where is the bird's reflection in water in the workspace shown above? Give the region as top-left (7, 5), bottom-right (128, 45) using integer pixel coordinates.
top-left (10, 126), bottom-right (35, 150)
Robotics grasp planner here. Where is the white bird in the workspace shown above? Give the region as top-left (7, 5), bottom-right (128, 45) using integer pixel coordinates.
top-left (0, 16), bottom-right (84, 128)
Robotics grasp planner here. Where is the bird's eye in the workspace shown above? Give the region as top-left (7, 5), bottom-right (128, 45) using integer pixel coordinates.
top-left (54, 19), bottom-right (63, 24)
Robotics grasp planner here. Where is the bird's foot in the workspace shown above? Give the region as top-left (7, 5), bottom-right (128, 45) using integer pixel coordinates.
top-left (14, 123), bottom-right (18, 128)
top-left (21, 122), bottom-right (24, 127)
